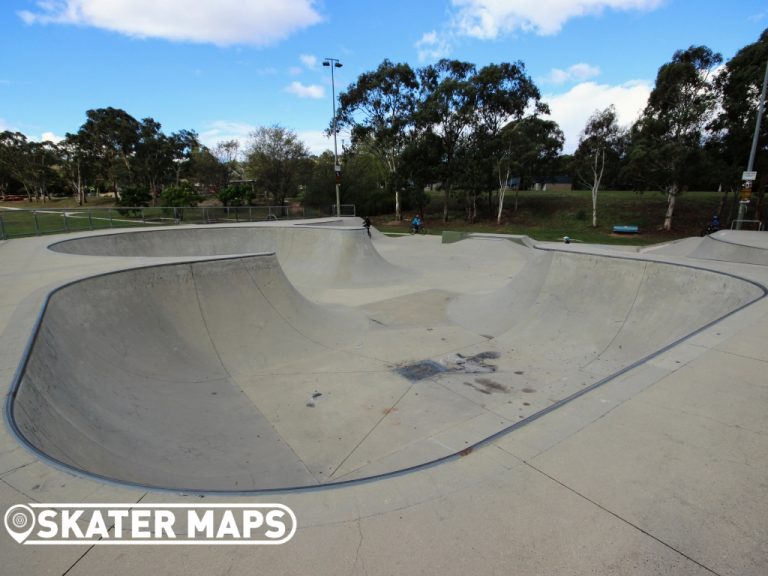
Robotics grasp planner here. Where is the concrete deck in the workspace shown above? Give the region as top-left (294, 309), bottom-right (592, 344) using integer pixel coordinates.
top-left (1, 220), bottom-right (766, 575)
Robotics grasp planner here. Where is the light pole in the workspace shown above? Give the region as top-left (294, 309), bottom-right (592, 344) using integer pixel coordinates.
top-left (736, 59), bottom-right (768, 230)
top-left (323, 58), bottom-right (343, 217)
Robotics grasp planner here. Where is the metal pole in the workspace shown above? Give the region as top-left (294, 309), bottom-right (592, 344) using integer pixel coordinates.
top-left (324, 58), bottom-right (343, 217)
top-left (737, 59), bottom-right (768, 230)
top-left (748, 60), bottom-right (768, 173)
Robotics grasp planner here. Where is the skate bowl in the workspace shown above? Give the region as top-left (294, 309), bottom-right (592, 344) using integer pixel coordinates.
top-left (8, 225), bottom-right (766, 492)
top-left (642, 230), bottom-right (768, 266)
top-left (48, 224), bottom-right (407, 292)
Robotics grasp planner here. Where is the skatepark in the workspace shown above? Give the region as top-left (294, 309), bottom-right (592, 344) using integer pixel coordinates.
top-left (1, 219), bottom-right (767, 574)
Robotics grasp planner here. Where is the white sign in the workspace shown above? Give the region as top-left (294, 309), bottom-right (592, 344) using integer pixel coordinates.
top-left (4, 503), bottom-right (297, 545)
top-left (742, 171), bottom-right (757, 181)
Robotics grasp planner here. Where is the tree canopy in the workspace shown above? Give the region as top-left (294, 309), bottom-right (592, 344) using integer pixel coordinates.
top-left (3, 29), bottom-right (768, 229)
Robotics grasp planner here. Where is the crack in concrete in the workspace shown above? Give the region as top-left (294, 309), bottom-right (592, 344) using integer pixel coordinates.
top-left (521, 461), bottom-right (724, 576)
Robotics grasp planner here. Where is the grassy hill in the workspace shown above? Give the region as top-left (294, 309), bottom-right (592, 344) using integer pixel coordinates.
top-left (375, 189), bottom-right (738, 245)
top-left (0, 189), bottom-right (750, 245)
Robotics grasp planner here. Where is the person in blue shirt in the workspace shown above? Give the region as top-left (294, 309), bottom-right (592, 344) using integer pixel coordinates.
top-left (411, 214), bottom-right (422, 233)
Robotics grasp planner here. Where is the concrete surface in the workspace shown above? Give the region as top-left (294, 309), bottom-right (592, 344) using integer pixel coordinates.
top-left (1, 218), bottom-right (767, 575)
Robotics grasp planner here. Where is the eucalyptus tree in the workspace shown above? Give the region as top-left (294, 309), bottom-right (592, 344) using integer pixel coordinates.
top-left (213, 139), bottom-right (242, 184)
top-left (244, 125), bottom-right (310, 206)
top-left (334, 59), bottom-right (419, 220)
top-left (497, 116), bottom-right (564, 219)
top-left (416, 59), bottom-right (476, 221)
top-left (0, 131), bottom-right (30, 199)
top-left (469, 62), bottom-right (547, 221)
top-left (187, 145), bottom-right (229, 193)
top-left (625, 46), bottom-right (722, 230)
top-left (75, 107), bottom-right (141, 196)
top-left (0, 131), bottom-right (59, 201)
top-left (60, 131), bottom-right (94, 205)
top-left (574, 106), bottom-right (626, 227)
top-left (711, 29), bottom-right (768, 219)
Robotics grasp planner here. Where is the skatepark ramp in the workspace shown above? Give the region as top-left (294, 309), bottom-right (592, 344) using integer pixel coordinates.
top-left (8, 227), bottom-right (765, 491)
top-left (642, 230), bottom-right (768, 266)
top-left (13, 254), bottom-right (370, 490)
top-left (49, 224), bottom-right (406, 291)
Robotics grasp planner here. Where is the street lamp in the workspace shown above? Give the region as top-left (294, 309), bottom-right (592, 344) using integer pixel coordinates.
top-left (736, 59), bottom-right (768, 230)
top-left (323, 58), bottom-right (343, 217)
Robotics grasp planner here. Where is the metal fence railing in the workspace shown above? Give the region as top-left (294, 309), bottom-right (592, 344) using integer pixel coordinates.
top-left (0, 204), bottom-right (356, 240)
top-left (328, 204), bottom-right (357, 217)
top-left (730, 219), bottom-right (765, 231)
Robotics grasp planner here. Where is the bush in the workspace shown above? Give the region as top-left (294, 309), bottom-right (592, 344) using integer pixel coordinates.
top-left (116, 186), bottom-right (151, 216)
top-left (218, 185), bottom-right (254, 207)
top-left (160, 184), bottom-right (201, 207)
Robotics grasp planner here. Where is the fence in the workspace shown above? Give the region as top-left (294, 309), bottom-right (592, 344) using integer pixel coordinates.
top-left (730, 219), bottom-right (765, 231)
top-left (0, 204), bottom-right (357, 240)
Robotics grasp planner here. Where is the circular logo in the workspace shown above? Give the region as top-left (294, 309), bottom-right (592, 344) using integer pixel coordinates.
top-left (4, 504), bottom-right (36, 544)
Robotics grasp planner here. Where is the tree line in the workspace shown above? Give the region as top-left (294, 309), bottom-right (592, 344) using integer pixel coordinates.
top-left (1, 29), bottom-right (767, 230)
top-left (317, 29), bottom-right (768, 229)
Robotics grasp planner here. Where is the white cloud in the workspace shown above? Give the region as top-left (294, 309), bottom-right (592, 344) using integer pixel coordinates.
top-left (300, 54), bottom-right (318, 69)
top-left (416, 30), bottom-right (451, 62)
top-left (18, 0), bottom-right (322, 46)
top-left (450, 0), bottom-right (663, 38)
top-left (199, 122), bottom-right (330, 156)
top-left (198, 120), bottom-right (255, 151)
top-left (542, 63), bottom-right (601, 85)
top-left (543, 79), bottom-right (651, 152)
top-left (297, 130), bottom-right (334, 155)
top-left (199, 123), bottom-right (338, 156)
top-left (285, 81), bottom-right (324, 99)
top-left (40, 131), bottom-right (64, 143)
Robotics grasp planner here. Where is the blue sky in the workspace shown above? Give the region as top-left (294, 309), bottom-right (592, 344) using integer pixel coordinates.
top-left (2, 0), bottom-right (767, 154)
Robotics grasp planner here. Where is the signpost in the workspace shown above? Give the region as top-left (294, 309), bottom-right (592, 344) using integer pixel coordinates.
top-left (735, 60), bottom-right (768, 230)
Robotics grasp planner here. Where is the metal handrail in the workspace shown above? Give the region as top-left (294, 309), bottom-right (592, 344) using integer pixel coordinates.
top-left (730, 219), bottom-right (764, 231)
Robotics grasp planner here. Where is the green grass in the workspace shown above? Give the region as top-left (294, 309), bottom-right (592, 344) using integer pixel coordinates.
top-left (377, 189), bottom-right (728, 245)
top-left (1, 189), bottom-right (734, 244)
top-left (0, 203), bottom-right (313, 239)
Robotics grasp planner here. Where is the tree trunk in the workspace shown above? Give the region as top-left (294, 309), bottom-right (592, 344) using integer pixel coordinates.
top-left (497, 186), bottom-right (506, 225)
top-left (443, 187), bottom-right (449, 223)
top-left (663, 185), bottom-right (677, 231)
top-left (592, 190), bottom-right (598, 228)
top-left (591, 149), bottom-right (604, 228)
top-left (464, 190), bottom-right (471, 222)
top-left (718, 186), bottom-right (728, 217)
top-left (395, 189), bottom-right (400, 221)
top-left (77, 169), bottom-right (85, 206)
